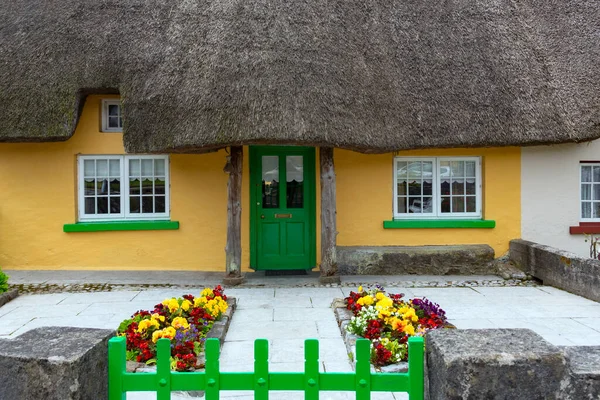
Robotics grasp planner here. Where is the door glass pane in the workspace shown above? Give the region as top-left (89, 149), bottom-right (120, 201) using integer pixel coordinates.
top-left (262, 156), bottom-right (279, 208)
top-left (286, 156), bottom-right (303, 208)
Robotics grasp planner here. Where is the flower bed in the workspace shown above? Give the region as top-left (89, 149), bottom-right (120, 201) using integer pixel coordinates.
top-left (343, 285), bottom-right (448, 366)
top-left (117, 285), bottom-right (229, 372)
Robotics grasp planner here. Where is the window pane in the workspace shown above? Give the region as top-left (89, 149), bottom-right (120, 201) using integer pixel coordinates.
top-left (130, 196), bottom-right (140, 213)
top-left (97, 197), bottom-right (108, 214)
top-left (440, 180), bottom-right (450, 196)
top-left (108, 104), bottom-right (119, 116)
top-left (450, 161), bottom-right (464, 177)
top-left (465, 161), bottom-right (476, 177)
top-left (85, 197), bottom-right (95, 214)
top-left (129, 178), bottom-right (140, 195)
top-left (396, 162), bottom-right (408, 178)
top-left (110, 197), bottom-right (120, 213)
top-left (84, 179), bottom-right (95, 195)
top-left (452, 197), bottom-right (465, 213)
top-left (397, 197), bottom-right (407, 213)
top-left (129, 160), bottom-right (140, 177)
top-left (142, 178), bottom-right (153, 195)
top-left (408, 197), bottom-right (422, 213)
top-left (119, 116), bottom-right (123, 128)
top-left (441, 197), bottom-right (451, 213)
top-left (155, 178), bottom-right (165, 195)
top-left (594, 202), bottom-right (600, 219)
top-left (154, 159), bottom-right (165, 176)
top-left (397, 180), bottom-right (407, 196)
top-left (109, 160), bottom-right (120, 176)
top-left (155, 196), bottom-right (166, 213)
top-left (423, 180), bottom-right (432, 196)
top-left (84, 160), bottom-right (95, 177)
top-left (108, 116), bottom-right (120, 128)
top-left (452, 179), bottom-right (464, 195)
top-left (141, 159), bottom-right (153, 176)
top-left (408, 180), bottom-right (422, 196)
top-left (96, 160), bottom-right (108, 177)
top-left (407, 162), bottom-right (422, 179)
top-left (97, 179), bottom-right (109, 195)
top-left (594, 185), bottom-right (600, 201)
top-left (594, 167), bottom-right (600, 182)
top-left (582, 202), bottom-right (591, 218)
top-left (422, 197), bottom-right (433, 213)
top-left (466, 179), bottom-right (476, 195)
top-left (142, 196), bottom-right (153, 213)
top-left (422, 162), bottom-right (433, 176)
top-left (109, 178), bottom-right (120, 195)
top-left (582, 166), bottom-right (592, 182)
top-left (262, 156), bottom-right (279, 209)
top-left (466, 196), bottom-right (476, 212)
top-left (582, 184), bottom-right (591, 200)
top-left (287, 156), bottom-right (304, 208)
top-left (439, 162), bottom-right (450, 178)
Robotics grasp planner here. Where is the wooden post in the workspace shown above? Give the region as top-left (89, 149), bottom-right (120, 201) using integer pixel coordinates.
top-left (320, 147), bottom-right (340, 284)
top-left (224, 146), bottom-right (243, 285)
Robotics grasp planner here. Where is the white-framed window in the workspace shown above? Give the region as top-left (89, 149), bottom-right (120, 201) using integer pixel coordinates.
top-left (580, 163), bottom-right (600, 221)
top-left (393, 157), bottom-right (482, 219)
top-left (78, 155), bottom-right (170, 221)
top-left (101, 99), bottom-right (123, 132)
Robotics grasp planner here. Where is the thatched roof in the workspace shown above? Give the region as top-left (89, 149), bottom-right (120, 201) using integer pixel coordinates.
top-left (0, 0), bottom-right (599, 153)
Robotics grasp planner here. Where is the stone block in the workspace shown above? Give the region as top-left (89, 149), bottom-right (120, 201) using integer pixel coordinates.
top-left (0, 288), bottom-right (19, 308)
top-left (560, 346), bottom-right (600, 400)
top-left (0, 327), bottom-right (114, 400)
top-left (337, 245), bottom-right (495, 275)
top-left (426, 329), bottom-right (567, 400)
top-left (509, 239), bottom-right (600, 302)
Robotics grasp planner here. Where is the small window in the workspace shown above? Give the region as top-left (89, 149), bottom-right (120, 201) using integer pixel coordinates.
top-left (101, 99), bottom-right (123, 132)
top-left (393, 157), bottom-right (482, 219)
top-left (78, 155), bottom-right (169, 221)
top-left (580, 163), bottom-right (600, 221)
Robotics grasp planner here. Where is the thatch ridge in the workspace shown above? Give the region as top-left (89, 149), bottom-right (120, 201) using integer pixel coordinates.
top-left (0, 0), bottom-right (599, 152)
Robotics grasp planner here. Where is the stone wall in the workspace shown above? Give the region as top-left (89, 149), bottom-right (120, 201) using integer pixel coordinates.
top-left (337, 245), bottom-right (495, 275)
top-left (509, 239), bottom-right (600, 302)
top-left (426, 329), bottom-right (600, 400)
top-left (0, 327), bottom-right (114, 400)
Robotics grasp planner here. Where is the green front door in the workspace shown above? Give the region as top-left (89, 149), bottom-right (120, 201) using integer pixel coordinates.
top-left (250, 146), bottom-right (316, 270)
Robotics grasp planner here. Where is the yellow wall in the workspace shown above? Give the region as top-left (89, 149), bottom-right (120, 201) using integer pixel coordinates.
top-left (0, 95), bottom-right (519, 270)
top-left (0, 95), bottom-right (244, 270)
top-left (335, 148), bottom-right (521, 256)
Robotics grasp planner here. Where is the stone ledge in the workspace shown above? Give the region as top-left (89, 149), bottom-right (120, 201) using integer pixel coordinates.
top-left (426, 329), bottom-right (568, 400)
top-left (0, 327), bottom-right (114, 400)
top-left (0, 288), bottom-right (19, 308)
top-left (560, 346), bottom-right (600, 400)
top-left (509, 239), bottom-right (600, 302)
top-left (337, 245), bottom-right (495, 275)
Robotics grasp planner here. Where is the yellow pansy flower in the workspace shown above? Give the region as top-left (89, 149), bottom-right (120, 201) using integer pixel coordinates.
top-left (171, 317), bottom-right (190, 330)
top-left (181, 299), bottom-right (192, 312)
top-left (403, 324), bottom-right (415, 336)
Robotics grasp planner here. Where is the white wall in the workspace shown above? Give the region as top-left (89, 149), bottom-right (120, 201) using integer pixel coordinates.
top-left (521, 141), bottom-right (600, 258)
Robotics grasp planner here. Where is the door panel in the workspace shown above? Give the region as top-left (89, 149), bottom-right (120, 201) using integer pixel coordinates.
top-left (250, 146), bottom-right (316, 270)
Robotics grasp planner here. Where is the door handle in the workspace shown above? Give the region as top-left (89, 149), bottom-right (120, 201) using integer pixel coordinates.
top-left (261, 215), bottom-right (265, 219)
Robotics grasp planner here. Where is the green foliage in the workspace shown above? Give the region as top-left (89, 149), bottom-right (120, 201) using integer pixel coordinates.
top-left (0, 268), bottom-right (9, 294)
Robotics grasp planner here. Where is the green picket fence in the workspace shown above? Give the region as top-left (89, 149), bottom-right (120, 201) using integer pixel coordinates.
top-left (108, 336), bottom-right (424, 400)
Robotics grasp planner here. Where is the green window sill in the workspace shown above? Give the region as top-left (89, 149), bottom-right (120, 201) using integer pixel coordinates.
top-left (63, 221), bottom-right (180, 232)
top-left (383, 219), bottom-right (495, 229)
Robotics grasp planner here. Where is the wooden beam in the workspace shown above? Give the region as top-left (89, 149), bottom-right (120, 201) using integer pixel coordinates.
top-left (320, 147), bottom-right (339, 283)
top-left (224, 146), bottom-right (243, 285)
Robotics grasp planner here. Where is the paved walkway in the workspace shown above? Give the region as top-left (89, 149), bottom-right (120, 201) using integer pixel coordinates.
top-left (1, 274), bottom-right (600, 399)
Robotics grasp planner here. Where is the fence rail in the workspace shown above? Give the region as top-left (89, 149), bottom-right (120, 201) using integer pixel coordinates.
top-left (108, 336), bottom-right (424, 400)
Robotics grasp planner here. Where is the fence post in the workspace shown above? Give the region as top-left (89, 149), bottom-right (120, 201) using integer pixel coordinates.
top-left (408, 336), bottom-right (424, 400)
top-left (108, 336), bottom-right (127, 400)
top-left (254, 339), bottom-right (269, 400)
top-left (355, 339), bottom-right (371, 400)
top-left (205, 338), bottom-right (221, 400)
top-left (304, 339), bottom-right (320, 400)
top-left (156, 338), bottom-right (172, 400)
